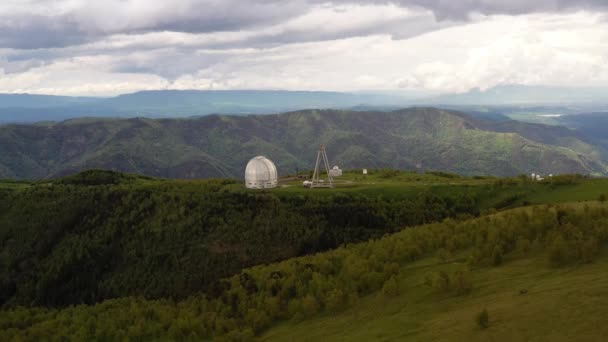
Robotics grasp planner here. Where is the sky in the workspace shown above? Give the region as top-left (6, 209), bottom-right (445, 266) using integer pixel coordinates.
top-left (0, 0), bottom-right (608, 96)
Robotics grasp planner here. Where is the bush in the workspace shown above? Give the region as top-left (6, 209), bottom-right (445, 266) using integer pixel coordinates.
top-left (432, 271), bottom-right (451, 293)
top-left (300, 295), bottom-right (319, 317)
top-left (378, 169), bottom-right (400, 179)
top-left (426, 170), bottom-right (461, 179)
top-left (599, 194), bottom-right (607, 203)
top-left (382, 276), bottom-right (400, 298)
top-left (466, 248), bottom-right (482, 268)
top-left (491, 245), bottom-right (504, 266)
top-left (548, 235), bottom-right (572, 267)
top-left (476, 309), bottom-right (489, 329)
top-left (580, 238), bottom-right (599, 263)
top-left (437, 248), bottom-right (452, 263)
top-left (516, 238), bottom-right (531, 255)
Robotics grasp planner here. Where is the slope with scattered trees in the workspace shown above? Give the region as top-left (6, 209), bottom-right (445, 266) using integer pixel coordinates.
top-left (1, 201), bottom-right (608, 341)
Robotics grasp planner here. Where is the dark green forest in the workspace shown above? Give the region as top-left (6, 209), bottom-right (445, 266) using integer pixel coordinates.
top-left (0, 170), bottom-right (484, 308)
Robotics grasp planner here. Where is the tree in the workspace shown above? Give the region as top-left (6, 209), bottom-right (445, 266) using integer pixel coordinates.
top-left (548, 235), bottom-right (571, 267)
top-left (301, 295), bottom-right (319, 317)
top-left (476, 309), bottom-right (489, 329)
top-left (491, 245), bottom-right (503, 266)
top-left (382, 276), bottom-right (399, 298)
top-left (432, 271), bottom-right (450, 293)
top-left (437, 248), bottom-right (452, 263)
top-left (516, 238), bottom-right (531, 255)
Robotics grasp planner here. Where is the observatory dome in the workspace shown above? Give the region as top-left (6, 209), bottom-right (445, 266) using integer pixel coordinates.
top-left (245, 156), bottom-right (278, 189)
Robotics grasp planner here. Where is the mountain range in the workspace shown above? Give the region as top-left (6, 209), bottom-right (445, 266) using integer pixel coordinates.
top-left (1, 86), bottom-right (607, 124)
top-left (0, 91), bottom-right (411, 124)
top-left (0, 107), bottom-right (606, 179)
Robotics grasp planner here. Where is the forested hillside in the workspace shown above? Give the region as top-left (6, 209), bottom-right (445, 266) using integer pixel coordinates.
top-left (0, 170), bottom-right (485, 308)
top-left (2, 200), bottom-right (608, 341)
top-left (0, 108), bottom-right (606, 179)
top-left (1, 170), bottom-right (606, 309)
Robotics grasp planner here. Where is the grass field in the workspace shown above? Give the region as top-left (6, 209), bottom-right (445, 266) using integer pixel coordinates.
top-left (262, 234), bottom-right (608, 342)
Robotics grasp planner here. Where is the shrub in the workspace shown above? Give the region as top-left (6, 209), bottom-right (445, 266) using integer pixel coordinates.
top-left (432, 271), bottom-right (450, 293)
top-left (599, 194), bottom-right (607, 203)
top-left (491, 245), bottom-right (504, 266)
top-left (437, 248), bottom-right (452, 263)
top-left (580, 238), bottom-right (599, 263)
top-left (382, 276), bottom-right (400, 298)
top-left (516, 238), bottom-right (531, 255)
top-left (476, 309), bottom-right (489, 329)
top-left (548, 235), bottom-right (572, 267)
top-left (426, 170), bottom-right (461, 179)
top-left (325, 289), bottom-right (346, 312)
top-left (300, 295), bottom-right (319, 317)
top-left (466, 248), bottom-right (482, 268)
top-left (378, 169), bottom-right (400, 179)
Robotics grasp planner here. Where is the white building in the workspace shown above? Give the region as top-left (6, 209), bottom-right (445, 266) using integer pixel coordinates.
top-left (245, 156), bottom-right (278, 189)
top-left (329, 166), bottom-right (343, 177)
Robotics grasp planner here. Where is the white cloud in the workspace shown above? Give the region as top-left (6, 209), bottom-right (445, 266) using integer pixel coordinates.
top-left (0, 4), bottom-right (607, 96)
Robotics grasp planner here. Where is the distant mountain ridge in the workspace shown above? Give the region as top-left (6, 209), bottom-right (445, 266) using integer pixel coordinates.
top-left (2, 86), bottom-right (607, 124)
top-left (0, 107), bottom-right (605, 179)
top-left (424, 85), bottom-right (608, 105)
top-left (0, 90), bottom-right (412, 124)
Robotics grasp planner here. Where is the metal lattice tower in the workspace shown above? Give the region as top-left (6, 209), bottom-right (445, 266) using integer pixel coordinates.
top-left (311, 144), bottom-right (334, 188)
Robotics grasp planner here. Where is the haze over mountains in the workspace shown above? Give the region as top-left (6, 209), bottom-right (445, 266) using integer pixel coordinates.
top-left (0, 90), bottom-right (410, 124)
top-left (1, 85), bottom-right (607, 124)
top-left (1, 107), bottom-right (606, 180)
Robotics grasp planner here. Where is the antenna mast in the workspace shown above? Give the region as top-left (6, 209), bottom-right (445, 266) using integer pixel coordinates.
top-left (311, 144), bottom-right (334, 188)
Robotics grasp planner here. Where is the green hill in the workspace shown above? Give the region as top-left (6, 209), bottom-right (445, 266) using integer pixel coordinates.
top-left (1, 170), bottom-right (606, 308)
top-left (0, 170), bottom-right (488, 308)
top-left (0, 108), bottom-right (606, 179)
top-left (262, 233), bottom-right (608, 342)
top-left (2, 199), bottom-right (608, 341)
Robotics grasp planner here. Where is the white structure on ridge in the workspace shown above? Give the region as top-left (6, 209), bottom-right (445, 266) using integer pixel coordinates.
top-left (306, 144), bottom-right (334, 188)
top-left (245, 156), bottom-right (278, 189)
top-left (531, 172), bottom-right (546, 181)
top-left (329, 166), bottom-right (343, 177)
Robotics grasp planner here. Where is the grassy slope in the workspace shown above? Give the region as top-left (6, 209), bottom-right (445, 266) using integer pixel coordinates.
top-left (263, 233), bottom-right (608, 342)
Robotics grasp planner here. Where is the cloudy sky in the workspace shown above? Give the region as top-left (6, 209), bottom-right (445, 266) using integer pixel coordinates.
top-left (1, 0), bottom-right (607, 96)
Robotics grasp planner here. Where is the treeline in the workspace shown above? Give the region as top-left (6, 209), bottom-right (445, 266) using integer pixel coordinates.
top-left (0, 171), bottom-right (481, 308)
top-left (1, 203), bottom-right (607, 341)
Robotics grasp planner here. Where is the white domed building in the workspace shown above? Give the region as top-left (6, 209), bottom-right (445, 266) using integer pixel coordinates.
top-left (245, 156), bottom-right (278, 189)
